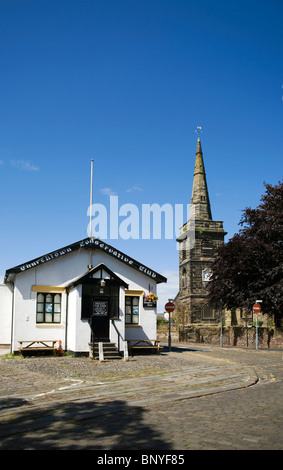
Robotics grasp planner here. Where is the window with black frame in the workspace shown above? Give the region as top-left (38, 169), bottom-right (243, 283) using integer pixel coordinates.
top-left (36, 293), bottom-right (61, 323)
top-left (125, 296), bottom-right (139, 324)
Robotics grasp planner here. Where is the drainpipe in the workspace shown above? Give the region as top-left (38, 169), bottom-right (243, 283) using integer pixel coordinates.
top-left (10, 281), bottom-right (15, 354)
top-left (65, 289), bottom-right (69, 352)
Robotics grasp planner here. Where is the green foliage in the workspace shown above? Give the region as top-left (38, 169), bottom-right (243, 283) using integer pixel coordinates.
top-left (207, 181), bottom-right (283, 322)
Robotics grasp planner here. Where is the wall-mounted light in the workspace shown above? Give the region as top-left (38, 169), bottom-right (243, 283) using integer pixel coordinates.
top-left (100, 279), bottom-right (105, 293)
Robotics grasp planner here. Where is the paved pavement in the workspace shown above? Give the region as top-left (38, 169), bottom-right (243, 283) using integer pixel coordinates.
top-left (0, 343), bottom-right (282, 451)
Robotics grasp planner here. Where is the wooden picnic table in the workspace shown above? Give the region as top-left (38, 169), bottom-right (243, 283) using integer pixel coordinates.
top-left (18, 340), bottom-right (58, 356)
top-left (127, 339), bottom-right (162, 355)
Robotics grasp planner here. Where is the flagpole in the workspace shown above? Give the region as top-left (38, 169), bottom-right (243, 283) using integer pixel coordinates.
top-left (90, 159), bottom-right (94, 238)
top-left (89, 159), bottom-right (94, 270)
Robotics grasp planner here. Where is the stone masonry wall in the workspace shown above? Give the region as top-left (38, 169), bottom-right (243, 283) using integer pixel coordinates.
top-left (157, 326), bottom-right (283, 349)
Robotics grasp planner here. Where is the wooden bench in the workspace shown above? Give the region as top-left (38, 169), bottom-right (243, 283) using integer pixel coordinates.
top-left (19, 340), bottom-right (58, 356)
top-left (127, 339), bottom-right (162, 356)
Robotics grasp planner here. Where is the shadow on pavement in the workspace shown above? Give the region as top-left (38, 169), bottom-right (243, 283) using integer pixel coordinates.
top-left (161, 345), bottom-right (210, 354)
top-left (0, 398), bottom-right (29, 410)
top-left (0, 398), bottom-right (171, 450)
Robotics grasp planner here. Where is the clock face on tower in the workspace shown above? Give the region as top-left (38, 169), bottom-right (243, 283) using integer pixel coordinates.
top-left (202, 268), bottom-right (212, 282)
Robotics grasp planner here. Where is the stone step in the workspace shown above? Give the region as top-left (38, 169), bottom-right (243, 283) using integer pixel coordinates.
top-left (89, 342), bottom-right (122, 360)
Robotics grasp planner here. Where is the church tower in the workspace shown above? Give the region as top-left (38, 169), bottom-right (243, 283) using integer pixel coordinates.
top-left (176, 137), bottom-right (227, 323)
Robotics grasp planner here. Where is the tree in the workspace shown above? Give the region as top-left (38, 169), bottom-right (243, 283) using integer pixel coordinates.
top-left (207, 181), bottom-right (283, 323)
top-left (173, 302), bottom-right (192, 331)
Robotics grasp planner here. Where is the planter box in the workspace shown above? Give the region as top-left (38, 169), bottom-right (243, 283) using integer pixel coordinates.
top-left (143, 300), bottom-right (156, 308)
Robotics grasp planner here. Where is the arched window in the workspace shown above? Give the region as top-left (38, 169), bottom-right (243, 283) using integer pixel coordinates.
top-left (182, 239), bottom-right (187, 260)
top-left (202, 303), bottom-right (214, 320)
top-left (182, 267), bottom-right (187, 289)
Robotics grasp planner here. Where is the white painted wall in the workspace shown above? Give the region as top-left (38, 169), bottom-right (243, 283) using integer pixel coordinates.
top-left (7, 247), bottom-right (159, 353)
top-left (0, 283), bottom-right (13, 345)
top-left (66, 284), bottom-right (91, 353)
top-left (12, 280), bottom-right (66, 352)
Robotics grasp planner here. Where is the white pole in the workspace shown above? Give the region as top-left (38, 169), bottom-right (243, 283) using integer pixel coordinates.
top-left (255, 314), bottom-right (258, 350)
top-left (88, 159), bottom-right (94, 270)
top-left (99, 342), bottom-right (104, 361)
top-left (123, 341), bottom-right (129, 361)
top-left (89, 159), bottom-right (94, 238)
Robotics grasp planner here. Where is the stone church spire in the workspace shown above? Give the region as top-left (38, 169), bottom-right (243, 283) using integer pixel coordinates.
top-left (176, 137), bottom-right (226, 323)
top-left (190, 137), bottom-right (212, 220)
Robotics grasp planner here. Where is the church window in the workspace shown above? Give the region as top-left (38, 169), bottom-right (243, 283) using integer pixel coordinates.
top-left (202, 303), bottom-right (215, 320)
top-left (182, 268), bottom-right (187, 289)
top-left (182, 240), bottom-right (186, 260)
top-left (202, 239), bottom-right (213, 256)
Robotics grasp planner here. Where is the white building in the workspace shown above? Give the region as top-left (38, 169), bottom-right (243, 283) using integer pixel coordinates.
top-left (1, 237), bottom-right (166, 356)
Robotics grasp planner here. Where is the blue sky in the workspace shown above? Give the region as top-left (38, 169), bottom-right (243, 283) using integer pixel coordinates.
top-left (0, 0), bottom-right (282, 309)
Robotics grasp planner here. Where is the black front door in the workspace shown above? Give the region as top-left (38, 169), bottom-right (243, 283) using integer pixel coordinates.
top-left (91, 298), bottom-right (109, 339)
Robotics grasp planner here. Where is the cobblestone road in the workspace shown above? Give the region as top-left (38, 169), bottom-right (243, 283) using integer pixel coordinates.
top-left (0, 344), bottom-right (282, 450)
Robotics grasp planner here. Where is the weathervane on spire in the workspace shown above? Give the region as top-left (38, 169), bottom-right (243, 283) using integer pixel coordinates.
top-left (195, 126), bottom-right (202, 136)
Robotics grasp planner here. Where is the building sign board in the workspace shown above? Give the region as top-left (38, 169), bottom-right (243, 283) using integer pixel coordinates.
top-left (93, 301), bottom-right (108, 316)
top-left (5, 237), bottom-right (167, 284)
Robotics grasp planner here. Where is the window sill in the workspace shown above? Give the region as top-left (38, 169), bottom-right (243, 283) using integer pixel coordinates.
top-left (125, 324), bottom-right (142, 328)
top-left (36, 324), bottom-right (63, 327)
